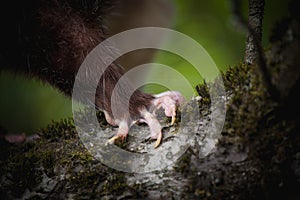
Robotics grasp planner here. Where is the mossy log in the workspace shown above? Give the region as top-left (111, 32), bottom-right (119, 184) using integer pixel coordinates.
top-left (1, 8), bottom-right (300, 200)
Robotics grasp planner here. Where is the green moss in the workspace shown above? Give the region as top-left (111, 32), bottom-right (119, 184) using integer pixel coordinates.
top-left (174, 151), bottom-right (192, 173)
top-left (1, 143), bottom-right (41, 197)
top-left (0, 107), bottom-right (130, 198)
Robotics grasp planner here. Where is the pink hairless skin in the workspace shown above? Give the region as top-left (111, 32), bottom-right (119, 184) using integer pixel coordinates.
top-left (106, 91), bottom-right (185, 148)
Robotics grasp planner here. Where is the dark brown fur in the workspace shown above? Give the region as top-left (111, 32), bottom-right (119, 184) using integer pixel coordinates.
top-left (0, 0), bottom-right (154, 120)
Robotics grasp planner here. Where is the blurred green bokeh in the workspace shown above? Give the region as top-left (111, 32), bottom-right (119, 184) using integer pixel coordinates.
top-left (0, 73), bottom-right (73, 134)
top-left (145, 0), bottom-right (289, 96)
top-left (0, 0), bottom-right (289, 133)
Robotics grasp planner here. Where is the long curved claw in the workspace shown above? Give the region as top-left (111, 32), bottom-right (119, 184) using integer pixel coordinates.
top-left (171, 116), bottom-right (176, 125)
top-left (105, 121), bottom-right (129, 146)
top-left (106, 134), bottom-right (128, 145)
top-left (154, 132), bottom-right (162, 148)
top-left (106, 135), bottom-right (120, 145)
top-left (153, 91), bottom-right (185, 126)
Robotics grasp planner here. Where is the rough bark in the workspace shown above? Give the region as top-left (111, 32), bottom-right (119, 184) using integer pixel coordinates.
top-left (245, 0), bottom-right (265, 65)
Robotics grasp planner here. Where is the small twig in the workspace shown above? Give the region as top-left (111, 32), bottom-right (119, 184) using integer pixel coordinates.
top-left (230, 0), bottom-right (280, 102)
top-left (245, 0), bottom-right (265, 65)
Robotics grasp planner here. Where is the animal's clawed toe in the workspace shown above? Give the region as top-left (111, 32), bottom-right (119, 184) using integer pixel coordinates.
top-left (153, 91), bottom-right (185, 125)
top-left (154, 134), bottom-right (162, 148)
top-left (104, 91), bottom-right (185, 148)
top-left (105, 121), bottom-right (129, 145)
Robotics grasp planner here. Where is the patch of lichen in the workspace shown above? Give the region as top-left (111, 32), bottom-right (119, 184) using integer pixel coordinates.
top-left (218, 63), bottom-right (275, 137)
top-left (183, 27), bottom-right (299, 197)
top-left (174, 61), bottom-right (277, 169)
top-left (172, 63), bottom-right (266, 175)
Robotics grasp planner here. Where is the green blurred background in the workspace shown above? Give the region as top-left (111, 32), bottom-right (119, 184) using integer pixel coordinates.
top-left (0, 0), bottom-right (289, 134)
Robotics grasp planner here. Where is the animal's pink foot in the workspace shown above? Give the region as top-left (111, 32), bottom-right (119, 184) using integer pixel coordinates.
top-left (153, 91), bottom-right (185, 125)
top-left (140, 110), bottom-right (162, 148)
top-left (141, 91), bottom-right (185, 148)
top-left (105, 91), bottom-right (185, 148)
